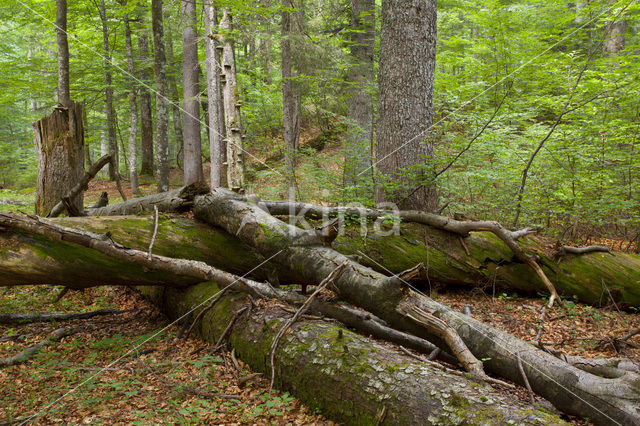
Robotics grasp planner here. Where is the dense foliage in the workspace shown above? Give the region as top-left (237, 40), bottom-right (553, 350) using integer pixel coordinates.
top-left (0, 0), bottom-right (638, 242)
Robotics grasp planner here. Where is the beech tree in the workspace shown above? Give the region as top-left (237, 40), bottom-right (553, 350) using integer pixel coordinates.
top-left (181, 0), bottom-right (204, 184)
top-left (151, 0), bottom-right (170, 192)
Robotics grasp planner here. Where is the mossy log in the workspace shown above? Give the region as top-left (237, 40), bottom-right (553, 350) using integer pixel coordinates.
top-left (137, 282), bottom-right (565, 425)
top-left (0, 210), bottom-right (637, 424)
top-left (193, 190), bottom-right (640, 425)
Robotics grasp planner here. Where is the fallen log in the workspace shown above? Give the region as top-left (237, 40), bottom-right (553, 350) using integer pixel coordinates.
top-left (193, 190), bottom-right (640, 425)
top-left (264, 201), bottom-right (640, 308)
top-left (0, 308), bottom-right (136, 324)
top-left (137, 282), bottom-right (566, 425)
top-left (1, 209), bottom-right (638, 423)
top-left (85, 193), bottom-right (640, 308)
top-left (85, 181), bottom-right (209, 216)
top-left (0, 212), bottom-right (563, 423)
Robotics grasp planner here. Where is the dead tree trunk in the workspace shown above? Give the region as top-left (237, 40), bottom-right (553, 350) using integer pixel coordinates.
top-left (204, 1), bottom-right (224, 188)
top-left (218, 9), bottom-right (245, 192)
top-left (192, 190), bottom-right (640, 425)
top-left (34, 103), bottom-right (85, 216)
top-left (139, 282), bottom-right (566, 425)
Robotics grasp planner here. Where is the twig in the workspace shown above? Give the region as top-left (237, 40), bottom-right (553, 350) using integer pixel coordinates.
top-left (185, 285), bottom-right (233, 339)
top-left (517, 352), bottom-right (536, 405)
top-left (212, 307), bottom-right (248, 352)
top-left (147, 205), bottom-right (159, 259)
top-left (0, 327), bottom-right (76, 368)
top-left (601, 279), bottom-right (621, 312)
top-left (622, 327), bottom-right (640, 342)
top-left (269, 261), bottom-right (347, 391)
top-left (237, 372), bottom-right (262, 386)
top-left (52, 287), bottom-right (70, 303)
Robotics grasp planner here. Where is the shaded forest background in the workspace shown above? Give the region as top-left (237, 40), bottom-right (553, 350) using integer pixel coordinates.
top-left (1, 0), bottom-right (639, 244)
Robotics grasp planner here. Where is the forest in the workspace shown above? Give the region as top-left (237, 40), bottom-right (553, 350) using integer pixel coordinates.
top-left (0, 0), bottom-right (639, 424)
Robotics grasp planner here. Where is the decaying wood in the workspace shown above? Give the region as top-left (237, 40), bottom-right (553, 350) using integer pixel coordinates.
top-left (47, 154), bottom-right (112, 218)
top-left (262, 200), bottom-right (560, 307)
top-left (193, 190), bottom-right (640, 425)
top-left (0, 308), bottom-right (135, 324)
top-left (0, 327), bottom-right (75, 368)
top-left (557, 245), bottom-right (612, 257)
top-left (397, 299), bottom-right (483, 375)
top-left (85, 181), bottom-right (209, 216)
top-left (140, 282), bottom-right (567, 425)
top-left (269, 261), bottom-right (347, 391)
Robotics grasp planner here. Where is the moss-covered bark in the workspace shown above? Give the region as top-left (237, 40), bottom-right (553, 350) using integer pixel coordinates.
top-left (333, 223), bottom-right (640, 307)
top-left (138, 283), bottom-right (566, 425)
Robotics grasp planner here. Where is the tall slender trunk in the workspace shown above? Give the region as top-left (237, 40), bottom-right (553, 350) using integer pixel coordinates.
top-left (123, 14), bottom-right (140, 196)
top-left (165, 18), bottom-right (184, 169)
top-left (151, 0), bottom-right (171, 192)
top-left (56, 0), bottom-right (70, 107)
top-left (219, 9), bottom-right (245, 191)
top-left (343, 0), bottom-right (375, 199)
top-left (281, 6), bottom-right (300, 198)
top-left (99, 0), bottom-right (118, 181)
top-left (138, 34), bottom-right (155, 176)
top-left (181, 0), bottom-right (204, 185)
top-left (35, 0), bottom-right (84, 215)
top-left (376, 0), bottom-right (438, 211)
top-left (204, 1), bottom-right (224, 187)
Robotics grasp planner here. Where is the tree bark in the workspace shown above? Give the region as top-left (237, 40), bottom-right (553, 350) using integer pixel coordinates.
top-left (181, 0), bottom-right (204, 185)
top-left (138, 282), bottom-right (566, 425)
top-left (151, 0), bottom-right (171, 192)
top-left (377, 0), bottom-right (438, 211)
top-left (98, 0), bottom-right (118, 181)
top-left (204, 1), bottom-right (224, 188)
top-left (34, 103), bottom-right (85, 216)
top-left (138, 33), bottom-right (155, 176)
top-left (123, 14), bottom-right (140, 196)
top-left (56, 0), bottom-right (70, 107)
top-left (281, 6), bottom-right (300, 197)
top-left (193, 191), bottom-right (640, 425)
top-left (219, 9), bottom-right (245, 192)
top-left (48, 154), bottom-right (111, 218)
top-left (0, 212), bottom-right (565, 424)
top-left (165, 17), bottom-right (184, 169)
top-left (343, 0), bottom-right (375, 199)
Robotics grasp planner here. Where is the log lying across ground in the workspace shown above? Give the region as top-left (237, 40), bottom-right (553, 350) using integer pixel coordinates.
top-left (1, 190), bottom-right (640, 423)
top-left (191, 190), bottom-right (640, 425)
top-left (137, 282), bottom-right (565, 425)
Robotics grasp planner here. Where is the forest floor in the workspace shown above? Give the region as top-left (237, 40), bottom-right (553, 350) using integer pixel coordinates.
top-left (1, 169), bottom-right (639, 424)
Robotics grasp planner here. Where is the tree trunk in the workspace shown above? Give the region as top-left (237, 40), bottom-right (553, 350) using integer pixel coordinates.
top-left (165, 20), bottom-right (184, 169)
top-left (603, 18), bottom-right (626, 55)
top-left (34, 103), bottom-right (84, 216)
top-left (137, 282), bottom-right (566, 425)
top-left (56, 0), bottom-right (70, 107)
top-left (193, 191), bottom-right (640, 425)
top-left (377, 0), bottom-right (438, 211)
top-left (343, 0), bottom-right (375, 199)
top-left (151, 0), bottom-right (171, 192)
top-left (138, 33), bottom-right (155, 176)
top-left (181, 0), bottom-right (204, 184)
top-left (99, 0), bottom-right (118, 181)
top-left (204, 1), bottom-right (224, 188)
top-left (123, 14), bottom-right (140, 196)
top-left (0, 212), bottom-right (566, 424)
top-left (219, 9), bottom-right (245, 192)
top-left (281, 7), bottom-right (300, 197)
